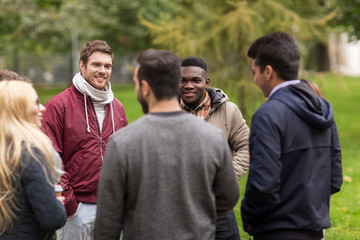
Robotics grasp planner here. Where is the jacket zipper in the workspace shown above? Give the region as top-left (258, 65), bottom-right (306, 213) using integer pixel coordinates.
top-left (89, 101), bottom-right (104, 161)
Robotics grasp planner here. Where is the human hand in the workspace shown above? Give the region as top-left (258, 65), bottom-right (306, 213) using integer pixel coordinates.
top-left (56, 196), bottom-right (65, 205)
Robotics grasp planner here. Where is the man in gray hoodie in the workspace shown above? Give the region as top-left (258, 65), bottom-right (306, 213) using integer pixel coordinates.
top-left (95, 49), bottom-right (239, 240)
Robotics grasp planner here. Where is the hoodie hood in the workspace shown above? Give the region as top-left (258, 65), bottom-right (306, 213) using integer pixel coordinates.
top-left (270, 82), bottom-right (334, 130)
top-left (207, 87), bottom-right (229, 108)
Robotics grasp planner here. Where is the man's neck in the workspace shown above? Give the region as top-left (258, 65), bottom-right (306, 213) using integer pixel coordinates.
top-left (268, 79), bottom-right (300, 98)
top-left (149, 98), bottom-right (182, 113)
top-left (183, 102), bottom-right (199, 111)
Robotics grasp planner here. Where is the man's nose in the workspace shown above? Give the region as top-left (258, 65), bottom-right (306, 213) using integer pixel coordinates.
top-left (184, 81), bottom-right (194, 88)
top-left (98, 66), bottom-right (106, 74)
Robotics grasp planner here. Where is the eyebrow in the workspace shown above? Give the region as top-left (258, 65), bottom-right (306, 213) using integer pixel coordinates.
top-left (91, 61), bottom-right (112, 66)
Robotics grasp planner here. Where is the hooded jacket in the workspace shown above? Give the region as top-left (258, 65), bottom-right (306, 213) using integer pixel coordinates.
top-left (42, 85), bottom-right (127, 216)
top-left (206, 88), bottom-right (250, 181)
top-left (241, 82), bottom-right (342, 237)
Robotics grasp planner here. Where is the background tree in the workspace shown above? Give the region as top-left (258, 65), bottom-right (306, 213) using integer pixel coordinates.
top-left (141, 0), bottom-right (339, 119)
top-left (332, 0), bottom-right (360, 39)
top-left (0, 0), bottom-right (177, 78)
top-left (0, 0), bottom-right (349, 117)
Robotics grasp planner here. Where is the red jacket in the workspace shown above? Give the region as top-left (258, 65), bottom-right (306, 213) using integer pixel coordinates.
top-left (42, 85), bottom-right (128, 216)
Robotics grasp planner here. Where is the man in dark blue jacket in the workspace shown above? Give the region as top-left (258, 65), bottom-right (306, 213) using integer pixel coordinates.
top-left (241, 32), bottom-right (343, 240)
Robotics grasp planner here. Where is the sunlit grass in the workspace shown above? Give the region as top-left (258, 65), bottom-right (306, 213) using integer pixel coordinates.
top-left (316, 74), bottom-right (360, 239)
top-left (238, 74), bottom-right (360, 239)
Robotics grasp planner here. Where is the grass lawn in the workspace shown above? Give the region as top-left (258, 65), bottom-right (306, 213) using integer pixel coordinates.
top-left (236, 74), bottom-right (360, 240)
top-left (314, 74), bottom-right (360, 239)
top-left (35, 73), bottom-right (360, 239)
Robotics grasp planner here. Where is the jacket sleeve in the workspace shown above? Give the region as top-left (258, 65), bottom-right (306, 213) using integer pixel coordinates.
top-left (241, 109), bottom-right (282, 228)
top-left (214, 133), bottom-right (240, 212)
top-left (227, 102), bottom-right (250, 181)
top-left (113, 99), bottom-right (128, 129)
top-left (22, 149), bottom-right (67, 231)
top-left (42, 100), bottom-right (64, 156)
top-left (95, 137), bottom-right (124, 239)
top-left (43, 99), bottom-right (78, 216)
top-left (330, 122), bottom-right (342, 194)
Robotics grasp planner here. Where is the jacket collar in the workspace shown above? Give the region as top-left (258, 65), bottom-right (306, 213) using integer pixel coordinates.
top-left (206, 87), bottom-right (228, 108)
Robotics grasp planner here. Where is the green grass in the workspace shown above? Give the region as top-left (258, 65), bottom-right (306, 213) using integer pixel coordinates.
top-left (314, 74), bottom-right (360, 239)
top-left (35, 74), bottom-right (360, 239)
top-left (237, 74), bottom-right (360, 240)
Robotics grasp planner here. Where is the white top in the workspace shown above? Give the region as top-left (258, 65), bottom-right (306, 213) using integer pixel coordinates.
top-left (94, 103), bottom-right (106, 132)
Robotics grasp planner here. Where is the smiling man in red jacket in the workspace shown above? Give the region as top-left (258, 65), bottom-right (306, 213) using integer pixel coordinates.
top-left (42, 40), bottom-right (128, 240)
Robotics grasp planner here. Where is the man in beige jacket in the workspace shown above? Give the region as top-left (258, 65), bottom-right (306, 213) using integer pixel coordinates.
top-left (179, 56), bottom-right (250, 240)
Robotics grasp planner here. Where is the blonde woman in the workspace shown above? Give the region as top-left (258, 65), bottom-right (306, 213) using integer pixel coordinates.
top-left (0, 80), bottom-right (66, 239)
top-left (0, 70), bottom-right (64, 184)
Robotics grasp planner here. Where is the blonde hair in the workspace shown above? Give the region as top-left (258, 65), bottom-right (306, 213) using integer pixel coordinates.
top-left (0, 80), bottom-right (55, 234)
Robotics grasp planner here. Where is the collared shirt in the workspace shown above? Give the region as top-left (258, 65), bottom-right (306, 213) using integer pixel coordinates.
top-left (268, 80), bottom-right (300, 98)
top-left (180, 91), bottom-right (211, 120)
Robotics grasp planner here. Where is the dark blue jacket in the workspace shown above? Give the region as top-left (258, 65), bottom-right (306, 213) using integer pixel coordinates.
top-left (241, 82), bottom-right (342, 238)
top-left (0, 147), bottom-right (67, 240)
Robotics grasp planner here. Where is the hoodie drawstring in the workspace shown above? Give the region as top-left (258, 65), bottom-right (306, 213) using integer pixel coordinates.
top-left (84, 94), bottom-right (91, 133)
top-left (111, 102), bottom-right (115, 134)
top-left (84, 93), bottom-right (115, 134)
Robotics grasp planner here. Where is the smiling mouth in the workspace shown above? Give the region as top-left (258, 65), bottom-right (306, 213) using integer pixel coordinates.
top-left (96, 77), bottom-right (106, 82)
top-left (183, 92), bottom-right (196, 96)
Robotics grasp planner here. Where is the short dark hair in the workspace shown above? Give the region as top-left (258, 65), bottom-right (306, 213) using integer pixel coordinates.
top-left (0, 69), bottom-right (25, 81)
top-left (79, 40), bottom-right (114, 67)
top-left (137, 49), bottom-right (181, 100)
top-left (248, 32), bottom-right (300, 80)
top-left (181, 56), bottom-right (207, 72)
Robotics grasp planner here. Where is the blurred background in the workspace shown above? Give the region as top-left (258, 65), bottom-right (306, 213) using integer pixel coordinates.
top-left (1, 0), bottom-right (360, 117)
top-left (1, 0), bottom-right (359, 80)
top-left (1, 1), bottom-right (360, 238)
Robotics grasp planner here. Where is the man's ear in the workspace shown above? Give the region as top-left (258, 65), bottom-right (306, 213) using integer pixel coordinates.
top-left (140, 80), bottom-right (151, 96)
top-left (264, 65), bottom-right (274, 81)
top-left (79, 61), bottom-right (85, 74)
top-left (206, 78), bottom-right (211, 88)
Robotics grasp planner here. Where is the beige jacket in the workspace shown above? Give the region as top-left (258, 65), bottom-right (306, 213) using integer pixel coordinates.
top-left (205, 88), bottom-right (250, 181)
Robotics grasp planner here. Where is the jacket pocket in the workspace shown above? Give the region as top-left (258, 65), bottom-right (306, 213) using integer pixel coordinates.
top-left (65, 152), bottom-right (86, 180)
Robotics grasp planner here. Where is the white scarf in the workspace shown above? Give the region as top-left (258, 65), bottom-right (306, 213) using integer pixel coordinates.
top-left (73, 72), bottom-right (114, 104)
top-left (73, 72), bottom-right (115, 134)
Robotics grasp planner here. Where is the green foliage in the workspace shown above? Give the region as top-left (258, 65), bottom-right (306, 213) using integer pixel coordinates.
top-left (37, 0), bottom-right (62, 9)
top-left (331, 0), bottom-right (360, 39)
top-left (0, 0), bottom-right (184, 78)
top-left (140, 0), bottom-right (339, 118)
top-left (92, 0), bottom-right (181, 54)
top-left (0, 0), bottom-right (70, 53)
top-left (0, 12), bottom-right (21, 35)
